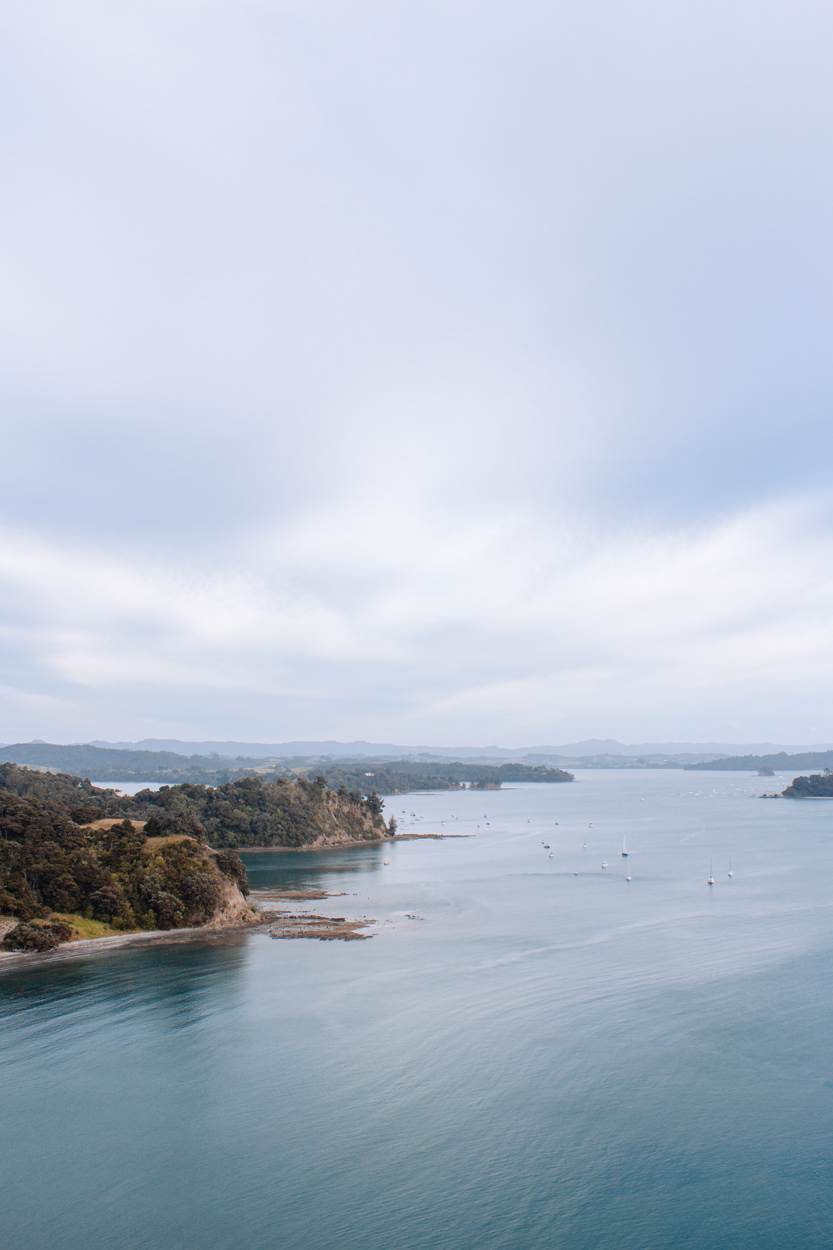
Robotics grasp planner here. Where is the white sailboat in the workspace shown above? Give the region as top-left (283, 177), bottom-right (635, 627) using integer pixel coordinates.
top-left (728, 857), bottom-right (734, 879)
top-left (706, 859), bottom-right (715, 887)
top-left (621, 836), bottom-right (629, 859)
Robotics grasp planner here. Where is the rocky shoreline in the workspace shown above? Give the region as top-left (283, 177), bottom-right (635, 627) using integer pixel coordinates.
top-left (268, 912), bottom-right (374, 940)
top-left (0, 885), bottom-right (379, 968)
top-left (0, 829), bottom-right (463, 966)
top-left (253, 886), bottom-right (375, 940)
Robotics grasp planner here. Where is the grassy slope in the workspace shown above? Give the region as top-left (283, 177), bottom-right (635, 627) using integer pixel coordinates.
top-left (49, 913), bottom-right (123, 940)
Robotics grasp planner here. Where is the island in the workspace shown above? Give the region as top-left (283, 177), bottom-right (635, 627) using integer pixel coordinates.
top-left (781, 772), bottom-right (833, 798)
top-left (687, 749), bottom-right (833, 773)
top-left (303, 760), bottom-right (574, 793)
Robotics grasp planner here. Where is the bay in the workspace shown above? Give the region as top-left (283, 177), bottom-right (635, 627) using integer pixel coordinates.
top-left (3, 770), bottom-right (833, 1250)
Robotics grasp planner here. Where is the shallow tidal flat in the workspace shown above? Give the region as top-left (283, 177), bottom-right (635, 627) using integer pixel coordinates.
top-left (253, 885), bottom-right (375, 940)
top-left (268, 911), bottom-right (374, 940)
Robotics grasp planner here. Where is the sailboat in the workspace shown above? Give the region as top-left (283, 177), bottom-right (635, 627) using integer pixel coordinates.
top-left (621, 836), bottom-right (629, 859)
top-left (706, 859), bottom-right (715, 887)
top-left (728, 858), bottom-right (734, 879)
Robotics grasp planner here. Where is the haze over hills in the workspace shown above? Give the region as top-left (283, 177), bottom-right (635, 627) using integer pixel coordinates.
top-left (4, 739), bottom-right (832, 782)
top-left (88, 737), bottom-right (833, 761)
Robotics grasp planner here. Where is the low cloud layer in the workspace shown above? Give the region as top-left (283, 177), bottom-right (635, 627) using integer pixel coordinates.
top-left (2, 3), bottom-right (833, 744)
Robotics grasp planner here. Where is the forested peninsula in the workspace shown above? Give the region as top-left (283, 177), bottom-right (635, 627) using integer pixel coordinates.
top-left (0, 766), bottom-right (388, 953)
top-left (0, 751), bottom-right (574, 955)
top-left (0, 789), bottom-right (255, 952)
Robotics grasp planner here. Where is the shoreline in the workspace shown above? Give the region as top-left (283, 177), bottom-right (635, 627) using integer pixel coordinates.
top-left (0, 835), bottom-right (463, 969)
top-left (239, 832), bottom-right (472, 852)
top-left (0, 881), bottom-right (381, 969)
top-left (0, 911), bottom-right (272, 973)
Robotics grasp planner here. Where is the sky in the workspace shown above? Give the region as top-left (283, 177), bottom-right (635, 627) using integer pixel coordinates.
top-left (2, 1), bottom-right (833, 747)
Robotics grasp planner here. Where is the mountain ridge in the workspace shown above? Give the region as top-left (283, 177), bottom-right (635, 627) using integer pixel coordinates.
top-left (86, 737), bottom-right (833, 760)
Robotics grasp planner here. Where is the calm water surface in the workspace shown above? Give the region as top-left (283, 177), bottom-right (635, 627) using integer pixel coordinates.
top-left (3, 771), bottom-right (833, 1249)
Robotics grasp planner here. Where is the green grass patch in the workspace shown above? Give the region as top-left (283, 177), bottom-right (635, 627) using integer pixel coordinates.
top-left (49, 913), bottom-right (126, 940)
top-left (143, 834), bottom-right (199, 852)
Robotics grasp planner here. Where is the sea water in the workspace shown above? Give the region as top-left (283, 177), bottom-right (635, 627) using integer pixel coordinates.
top-left (3, 770), bottom-right (833, 1249)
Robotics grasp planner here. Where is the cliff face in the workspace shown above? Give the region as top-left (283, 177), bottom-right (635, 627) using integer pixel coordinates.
top-left (202, 871), bottom-right (258, 928)
top-left (292, 785), bottom-right (387, 847)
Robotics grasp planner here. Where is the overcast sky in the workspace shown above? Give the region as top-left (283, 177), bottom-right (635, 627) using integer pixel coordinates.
top-left (2, 1), bottom-right (833, 746)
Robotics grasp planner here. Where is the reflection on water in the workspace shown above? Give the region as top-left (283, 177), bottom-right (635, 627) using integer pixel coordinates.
top-left (4, 772), bottom-right (833, 1250)
top-left (244, 844), bottom-right (388, 893)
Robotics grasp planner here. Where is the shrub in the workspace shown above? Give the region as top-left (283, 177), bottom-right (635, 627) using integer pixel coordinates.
top-left (3, 919), bottom-right (73, 952)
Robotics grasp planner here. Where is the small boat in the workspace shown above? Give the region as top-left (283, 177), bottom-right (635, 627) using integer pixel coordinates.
top-left (625, 873), bottom-right (632, 882)
top-left (543, 843), bottom-right (550, 849)
top-left (601, 861), bottom-right (608, 870)
top-left (621, 836), bottom-right (629, 859)
top-left (707, 859), bottom-right (715, 887)
top-left (383, 859), bottom-right (390, 865)
top-left (728, 857), bottom-right (734, 879)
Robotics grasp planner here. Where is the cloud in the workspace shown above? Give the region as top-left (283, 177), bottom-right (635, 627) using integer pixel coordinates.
top-left (1, 493), bottom-right (832, 742)
top-left (2, 3), bottom-right (833, 741)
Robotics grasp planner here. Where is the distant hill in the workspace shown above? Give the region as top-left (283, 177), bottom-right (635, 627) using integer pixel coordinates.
top-left (93, 738), bottom-right (414, 759)
top-left (0, 742), bottom-right (273, 783)
top-left (687, 750), bottom-right (833, 773)
top-left (0, 742), bottom-right (575, 795)
top-left (88, 737), bottom-right (833, 762)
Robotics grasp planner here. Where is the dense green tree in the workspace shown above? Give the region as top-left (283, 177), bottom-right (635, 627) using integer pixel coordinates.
top-left (0, 790), bottom-right (250, 939)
